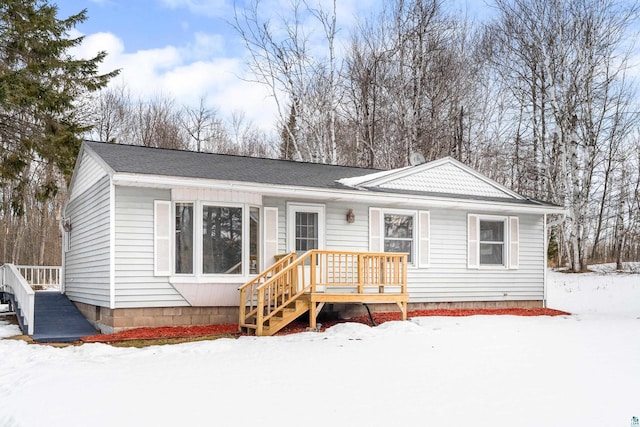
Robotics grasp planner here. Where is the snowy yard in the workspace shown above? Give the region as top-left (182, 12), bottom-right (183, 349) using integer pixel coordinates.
top-left (1, 267), bottom-right (639, 427)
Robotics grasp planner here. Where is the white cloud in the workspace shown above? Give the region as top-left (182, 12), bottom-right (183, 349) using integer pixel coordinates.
top-left (70, 29), bottom-right (279, 132)
top-left (160, 0), bottom-right (232, 17)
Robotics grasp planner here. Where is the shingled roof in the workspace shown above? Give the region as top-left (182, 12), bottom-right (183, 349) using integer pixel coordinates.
top-left (84, 140), bottom-right (381, 190)
top-left (83, 140), bottom-right (561, 209)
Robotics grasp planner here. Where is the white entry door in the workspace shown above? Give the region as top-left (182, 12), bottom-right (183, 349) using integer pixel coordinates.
top-left (287, 203), bottom-right (325, 253)
top-left (287, 204), bottom-right (325, 289)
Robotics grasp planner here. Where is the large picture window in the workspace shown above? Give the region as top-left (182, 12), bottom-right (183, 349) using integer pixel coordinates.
top-left (384, 213), bottom-right (414, 263)
top-left (202, 206), bottom-right (243, 274)
top-left (155, 200), bottom-right (265, 277)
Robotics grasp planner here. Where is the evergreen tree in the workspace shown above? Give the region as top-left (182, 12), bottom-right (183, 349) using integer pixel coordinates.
top-left (0, 0), bottom-right (118, 204)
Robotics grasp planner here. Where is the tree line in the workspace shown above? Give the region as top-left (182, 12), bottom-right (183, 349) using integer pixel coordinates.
top-left (1, 0), bottom-right (639, 271)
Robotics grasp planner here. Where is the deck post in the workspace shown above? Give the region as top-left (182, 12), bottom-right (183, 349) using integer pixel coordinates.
top-left (256, 287), bottom-right (265, 336)
top-left (238, 288), bottom-right (246, 331)
top-left (357, 254), bottom-right (364, 294)
top-left (310, 252), bottom-right (316, 293)
top-left (309, 301), bottom-right (317, 330)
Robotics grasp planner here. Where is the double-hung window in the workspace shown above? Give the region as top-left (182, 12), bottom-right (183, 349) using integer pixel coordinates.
top-left (468, 214), bottom-right (519, 269)
top-left (369, 208), bottom-right (430, 267)
top-left (384, 213), bottom-right (415, 263)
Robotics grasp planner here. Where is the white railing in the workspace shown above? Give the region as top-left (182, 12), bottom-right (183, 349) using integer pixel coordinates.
top-left (16, 265), bottom-right (61, 290)
top-left (1, 264), bottom-right (35, 335)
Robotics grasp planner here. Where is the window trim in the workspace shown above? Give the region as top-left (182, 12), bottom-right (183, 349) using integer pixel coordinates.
top-left (379, 208), bottom-right (418, 267)
top-left (468, 214), bottom-right (519, 270)
top-left (173, 201), bottom-right (195, 276)
top-left (478, 216), bottom-right (508, 269)
top-left (161, 200), bottom-right (261, 281)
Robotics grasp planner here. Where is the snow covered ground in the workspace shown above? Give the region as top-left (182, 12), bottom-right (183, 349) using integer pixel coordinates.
top-left (1, 268), bottom-right (639, 427)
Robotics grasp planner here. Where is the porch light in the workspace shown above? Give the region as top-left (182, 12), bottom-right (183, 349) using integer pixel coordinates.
top-left (346, 209), bottom-right (355, 224)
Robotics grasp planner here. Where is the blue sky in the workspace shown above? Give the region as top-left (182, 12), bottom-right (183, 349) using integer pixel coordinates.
top-left (56, 0), bottom-right (493, 131)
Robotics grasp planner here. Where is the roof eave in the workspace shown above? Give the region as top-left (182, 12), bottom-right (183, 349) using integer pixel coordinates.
top-left (111, 172), bottom-right (567, 215)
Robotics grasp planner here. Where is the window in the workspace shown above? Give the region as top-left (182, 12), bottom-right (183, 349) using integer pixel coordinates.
top-left (468, 214), bottom-right (519, 269)
top-left (295, 211), bottom-right (319, 251)
top-left (287, 203), bottom-right (325, 253)
top-left (479, 219), bottom-right (505, 266)
top-left (155, 200), bottom-right (265, 277)
top-left (202, 206), bottom-right (243, 274)
top-left (384, 213), bottom-right (414, 263)
top-left (175, 203), bottom-right (194, 274)
top-left (370, 208), bottom-right (429, 267)
top-left (249, 207), bottom-right (260, 274)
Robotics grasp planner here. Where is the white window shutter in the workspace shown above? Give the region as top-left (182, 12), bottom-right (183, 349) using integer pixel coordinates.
top-left (418, 211), bottom-right (430, 268)
top-left (154, 201), bottom-right (172, 276)
top-left (369, 208), bottom-right (382, 252)
top-left (467, 214), bottom-right (479, 269)
top-left (263, 207), bottom-right (279, 268)
top-left (509, 216), bottom-right (520, 269)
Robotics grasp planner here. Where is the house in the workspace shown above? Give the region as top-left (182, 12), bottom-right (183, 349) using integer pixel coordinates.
top-left (62, 140), bottom-right (564, 334)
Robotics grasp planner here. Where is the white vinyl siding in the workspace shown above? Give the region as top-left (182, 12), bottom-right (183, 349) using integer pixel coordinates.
top-left (408, 209), bottom-right (542, 302)
top-left (264, 198), bottom-right (370, 254)
top-left (68, 151), bottom-right (107, 202)
top-left (240, 198), bottom-right (544, 303)
top-left (64, 175), bottom-right (111, 306)
top-left (115, 186), bottom-right (188, 308)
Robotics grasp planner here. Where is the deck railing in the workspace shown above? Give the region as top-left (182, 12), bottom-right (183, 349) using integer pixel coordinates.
top-left (239, 250), bottom-right (408, 335)
top-left (238, 253), bottom-right (297, 331)
top-left (1, 264), bottom-right (35, 335)
top-left (16, 265), bottom-right (61, 290)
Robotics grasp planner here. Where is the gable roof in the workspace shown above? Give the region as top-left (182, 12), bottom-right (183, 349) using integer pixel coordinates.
top-left (79, 141), bottom-right (562, 212)
top-left (83, 140), bottom-right (380, 190)
top-left (338, 156), bottom-right (523, 200)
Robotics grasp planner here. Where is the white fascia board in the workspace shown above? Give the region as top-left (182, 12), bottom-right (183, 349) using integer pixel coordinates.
top-left (111, 172), bottom-right (567, 215)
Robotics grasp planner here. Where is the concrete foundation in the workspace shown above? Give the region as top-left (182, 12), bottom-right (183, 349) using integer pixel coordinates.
top-left (72, 299), bottom-right (543, 334)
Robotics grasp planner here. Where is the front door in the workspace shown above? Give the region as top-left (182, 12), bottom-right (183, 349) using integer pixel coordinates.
top-left (287, 204), bottom-right (325, 289)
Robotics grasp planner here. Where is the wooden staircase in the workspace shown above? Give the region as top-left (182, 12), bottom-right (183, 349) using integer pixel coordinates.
top-left (241, 295), bottom-right (310, 336)
top-left (239, 250), bottom-right (409, 337)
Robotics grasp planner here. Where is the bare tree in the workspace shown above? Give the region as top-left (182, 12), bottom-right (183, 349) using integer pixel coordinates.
top-left (487, 0), bottom-right (639, 271)
top-left (232, 0), bottom-right (342, 164)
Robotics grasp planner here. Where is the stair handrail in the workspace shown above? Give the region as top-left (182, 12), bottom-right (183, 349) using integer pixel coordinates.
top-left (254, 250), bottom-right (315, 335)
top-left (238, 252), bottom-right (297, 330)
top-left (1, 264), bottom-right (35, 335)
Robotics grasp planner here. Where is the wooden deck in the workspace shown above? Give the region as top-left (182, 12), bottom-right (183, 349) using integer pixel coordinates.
top-left (239, 250), bottom-right (408, 336)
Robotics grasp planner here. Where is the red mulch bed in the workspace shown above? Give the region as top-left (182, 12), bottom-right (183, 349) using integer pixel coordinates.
top-left (81, 307), bottom-right (568, 343)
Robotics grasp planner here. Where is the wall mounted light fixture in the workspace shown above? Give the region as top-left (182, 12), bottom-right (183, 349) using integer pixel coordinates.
top-left (346, 209), bottom-right (355, 224)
